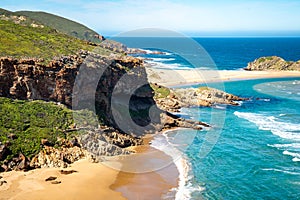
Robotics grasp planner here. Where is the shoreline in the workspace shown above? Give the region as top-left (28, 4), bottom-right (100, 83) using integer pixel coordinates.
top-left (149, 128), bottom-right (200, 200)
top-left (3, 68), bottom-right (299, 199)
top-left (146, 68), bottom-right (300, 87)
top-left (0, 131), bottom-right (182, 200)
top-left (109, 132), bottom-right (180, 200)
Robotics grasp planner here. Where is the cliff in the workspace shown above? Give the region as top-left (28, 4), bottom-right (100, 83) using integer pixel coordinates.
top-left (245, 56), bottom-right (300, 71)
top-left (0, 51), bottom-right (205, 171)
top-left (0, 8), bottom-right (244, 173)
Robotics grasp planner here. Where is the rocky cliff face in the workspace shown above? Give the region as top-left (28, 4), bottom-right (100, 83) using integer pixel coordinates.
top-left (245, 56), bottom-right (300, 71)
top-left (0, 51), bottom-right (207, 171)
top-left (0, 51), bottom-right (143, 107)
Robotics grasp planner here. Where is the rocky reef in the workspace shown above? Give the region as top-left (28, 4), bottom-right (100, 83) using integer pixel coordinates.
top-left (245, 56), bottom-right (300, 71)
top-left (154, 85), bottom-right (246, 112)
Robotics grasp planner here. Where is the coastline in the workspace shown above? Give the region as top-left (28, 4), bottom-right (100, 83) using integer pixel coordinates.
top-left (2, 68), bottom-right (299, 199)
top-left (0, 132), bottom-right (182, 200)
top-left (110, 128), bottom-right (197, 200)
top-left (109, 132), bottom-right (180, 200)
top-left (146, 68), bottom-right (300, 87)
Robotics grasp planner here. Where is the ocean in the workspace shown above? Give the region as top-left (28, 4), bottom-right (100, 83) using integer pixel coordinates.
top-left (115, 37), bottom-right (300, 70)
top-left (114, 37), bottom-right (300, 199)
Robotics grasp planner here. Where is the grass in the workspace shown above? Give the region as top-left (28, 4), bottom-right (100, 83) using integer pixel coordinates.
top-left (258, 56), bottom-right (274, 63)
top-left (0, 19), bottom-right (100, 62)
top-left (0, 97), bottom-right (98, 161)
top-left (150, 83), bottom-right (170, 99)
top-left (258, 57), bottom-right (266, 63)
top-left (197, 86), bottom-right (209, 92)
top-left (15, 11), bottom-right (101, 43)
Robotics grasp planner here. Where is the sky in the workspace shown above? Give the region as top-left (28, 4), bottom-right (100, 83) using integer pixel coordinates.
top-left (1, 0), bottom-right (300, 36)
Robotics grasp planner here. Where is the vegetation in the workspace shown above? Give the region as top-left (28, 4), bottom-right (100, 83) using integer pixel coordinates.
top-left (0, 97), bottom-right (98, 160)
top-left (197, 86), bottom-right (209, 92)
top-left (0, 19), bottom-right (98, 61)
top-left (15, 11), bottom-right (101, 43)
top-left (258, 56), bottom-right (274, 63)
top-left (0, 8), bottom-right (118, 163)
top-left (0, 8), bottom-right (117, 62)
top-left (150, 83), bottom-right (170, 99)
top-left (0, 8), bottom-right (13, 16)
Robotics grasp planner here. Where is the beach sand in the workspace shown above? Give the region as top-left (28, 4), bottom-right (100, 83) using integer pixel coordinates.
top-left (0, 159), bottom-right (125, 200)
top-left (110, 135), bottom-right (179, 200)
top-left (146, 68), bottom-right (300, 87)
top-left (0, 136), bottom-right (179, 200)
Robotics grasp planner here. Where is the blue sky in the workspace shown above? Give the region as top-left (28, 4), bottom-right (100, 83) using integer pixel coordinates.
top-left (2, 0), bottom-right (300, 36)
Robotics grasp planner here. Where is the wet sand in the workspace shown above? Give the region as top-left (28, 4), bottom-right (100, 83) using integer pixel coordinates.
top-left (146, 68), bottom-right (300, 87)
top-left (110, 135), bottom-right (179, 200)
top-left (0, 135), bottom-right (179, 200)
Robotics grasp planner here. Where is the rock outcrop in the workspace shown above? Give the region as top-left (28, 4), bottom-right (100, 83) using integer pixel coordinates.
top-left (155, 86), bottom-right (246, 112)
top-left (245, 56), bottom-right (300, 71)
top-left (29, 146), bottom-right (86, 169)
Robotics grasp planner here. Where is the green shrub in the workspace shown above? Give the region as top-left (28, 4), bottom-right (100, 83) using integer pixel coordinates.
top-left (0, 97), bottom-right (98, 160)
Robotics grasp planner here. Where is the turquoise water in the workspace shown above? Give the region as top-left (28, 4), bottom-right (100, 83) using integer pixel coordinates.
top-left (161, 78), bottom-right (300, 199)
top-left (116, 37), bottom-right (300, 199)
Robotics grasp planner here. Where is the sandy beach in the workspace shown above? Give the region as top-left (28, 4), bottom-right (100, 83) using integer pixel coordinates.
top-left (146, 68), bottom-right (300, 87)
top-left (0, 135), bottom-right (179, 200)
top-left (0, 159), bottom-right (125, 200)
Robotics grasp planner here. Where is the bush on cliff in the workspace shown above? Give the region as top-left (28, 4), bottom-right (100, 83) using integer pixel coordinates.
top-left (0, 97), bottom-right (97, 162)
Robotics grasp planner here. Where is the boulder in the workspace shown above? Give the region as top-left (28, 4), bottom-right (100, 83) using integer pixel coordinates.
top-left (0, 143), bottom-right (9, 160)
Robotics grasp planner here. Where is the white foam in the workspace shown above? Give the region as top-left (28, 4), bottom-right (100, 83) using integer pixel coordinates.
top-left (234, 111), bottom-right (300, 141)
top-left (234, 100), bottom-right (244, 105)
top-left (268, 143), bottom-right (300, 149)
top-left (150, 132), bottom-right (204, 200)
top-left (142, 49), bottom-right (155, 54)
top-left (151, 58), bottom-right (176, 62)
top-left (141, 49), bottom-right (172, 55)
top-left (146, 60), bottom-right (191, 70)
top-left (283, 150), bottom-right (300, 161)
top-left (292, 157), bottom-right (300, 162)
top-left (214, 105), bottom-right (227, 110)
top-left (262, 168), bottom-right (300, 175)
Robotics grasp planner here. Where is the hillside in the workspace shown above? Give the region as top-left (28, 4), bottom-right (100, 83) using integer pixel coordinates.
top-left (15, 11), bottom-right (103, 43)
top-left (0, 8), bottom-right (208, 173)
top-left (0, 8), bottom-right (13, 16)
top-left (0, 18), bottom-right (114, 61)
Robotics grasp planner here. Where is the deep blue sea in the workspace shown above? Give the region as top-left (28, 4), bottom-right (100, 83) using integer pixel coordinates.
top-left (115, 37), bottom-right (300, 70)
top-left (115, 37), bottom-right (300, 199)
